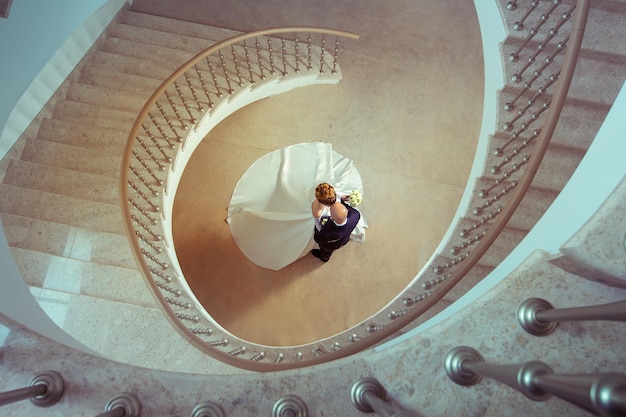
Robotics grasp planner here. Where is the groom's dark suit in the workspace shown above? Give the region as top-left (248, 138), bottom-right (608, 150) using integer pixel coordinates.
top-left (313, 202), bottom-right (361, 261)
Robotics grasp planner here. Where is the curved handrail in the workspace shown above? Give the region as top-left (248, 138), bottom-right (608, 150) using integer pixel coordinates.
top-left (342, 0), bottom-right (592, 348)
top-left (119, 0), bottom-right (591, 371)
top-left (120, 27), bottom-right (361, 370)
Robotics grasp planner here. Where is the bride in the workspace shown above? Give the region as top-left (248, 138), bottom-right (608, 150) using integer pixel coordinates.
top-left (227, 142), bottom-right (367, 271)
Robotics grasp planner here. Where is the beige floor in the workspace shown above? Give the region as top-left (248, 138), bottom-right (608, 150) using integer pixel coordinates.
top-left (135, 0), bottom-right (485, 346)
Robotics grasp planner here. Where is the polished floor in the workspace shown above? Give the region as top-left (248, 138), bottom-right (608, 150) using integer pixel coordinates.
top-left (133, 0), bottom-right (486, 346)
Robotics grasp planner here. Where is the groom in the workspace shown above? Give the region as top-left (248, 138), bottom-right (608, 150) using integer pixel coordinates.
top-left (311, 183), bottom-right (361, 262)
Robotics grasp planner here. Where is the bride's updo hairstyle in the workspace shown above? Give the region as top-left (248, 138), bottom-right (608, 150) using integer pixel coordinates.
top-left (315, 183), bottom-right (336, 205)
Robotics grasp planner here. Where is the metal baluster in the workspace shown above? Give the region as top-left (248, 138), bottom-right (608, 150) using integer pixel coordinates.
top-left (206, 57), bottom-right (224, 97)
top-left (218, 52), bottom-right (234, 93)
top-left (512, 0), bottom-right (540, 31)
top-left (266, 35), bottom-right (276, 75)
top-left (231, 45), bottom-right (244, 86)
top-left (473, 179), bottom-right (520, 214)
top-left (148, 113), bottom-right (176, 149)
top-left (155, 102), bottom-right (183, 142)
top-left (388, 309), bottom-right (408, 320)
top-left (135, 230), bottom-right (162, 253)
top-left (307, 34), bottom-right (313, 70)
top-left (518, 298), bottom-right (626, 336)
top-left (243, 40), bottom-right (256, 84)
top-left (131, 214), bottom-right (161, 240)
top-left (422, 272), bottom-right (450, 290)
top-left (190, 328), bottom-right (213, 335)
top-left (273, 353), bottom-right (284, 363)
top-left (294, 35), bottom-right (301, 73)
top-left (96, 393), bottom-right (141, 417)
top-left (280, 36), bottom-right (287, 76)
top-left (190, 401), bottom-right (225, 417)
top-left (164, 91), bottom-right (187, 129)
top-left (351, 378), bottom-right (422, 417)
top-left (129, 165), bottom-right (159, 195)
top-left (367, 323), bottom-right (384, 333)
top-left (255, 37), bottom-right (266, 80)
top-left (148, 266), bottom-right (172, 282)
top-left (132, 150), bottom-right (163, 183)
top-left (194, 64), bottom-right (215, 108)
top-left (141, 124), bottom-right (171, 161)
top-left (229, 346), bottom-right (247, 356)
top-left (331, 37), bottom-right (340, 74)
top-left (129, 198), bottom-right (158, 225)
top-left (141, 248), bottom-right (168, 269)
top-left (459, 207), bottom-right (502, 235)
top-left (128, 180), bottom-right (160, 212)
top-left (173, 81), bottom-right (196, 124)
top-left (445, 346), bottom-right (626, 417)
top-left (272, 395), bottom-right (308, 417)
top-left (319, 36), bottom-right (326, 74)
top-left (135, 137), bottom-right (166, 170)
top-left (403, 292), bottom-right (431, 307)
top-left (250, 351), bottom-right (265, 361)
top-left (156, 281), bottom-right (181, 296)
top-left (175, 312), bottom-right (200, 323)
top-left (184, 73), bottom-right (203, 111)
top-left (0, 371), bottom-right (64, 407)
top-left (208, 338), bottom-right (229, 347)
top-left (165, 297), bottom-right (191, 309)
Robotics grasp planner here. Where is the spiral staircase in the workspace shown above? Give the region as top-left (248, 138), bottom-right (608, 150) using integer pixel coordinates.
top-left (1, 0), bottom-right (625, 415)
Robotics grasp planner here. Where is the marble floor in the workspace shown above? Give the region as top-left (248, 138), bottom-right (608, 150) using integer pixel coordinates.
top-left (134, 0), bottom-right (486, 346)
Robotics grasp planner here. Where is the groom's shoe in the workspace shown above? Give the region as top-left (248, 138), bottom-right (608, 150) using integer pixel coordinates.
top-left (311, 249), bottom-right (329, 262)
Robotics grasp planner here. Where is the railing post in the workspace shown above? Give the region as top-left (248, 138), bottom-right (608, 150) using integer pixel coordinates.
top-left (517, 298), bottom-right (626, 336)
top-left (0, 370), bottom-right (64, 407)
top-left (272, 395), bottom-right (307, 417)
top-left (95, 393), bottom-right (141, 417)
top-left (191, 401), bottom-right (225, 417)
top-left (351, 378), bottom-right (422, 417)
top-left (445, 346), bottom-right (626, 417)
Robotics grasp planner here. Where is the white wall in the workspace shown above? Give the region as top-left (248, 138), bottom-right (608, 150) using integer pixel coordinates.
top-left (0, 0), bottom-right (128, 158)
top-left (0, 0), bottom-right (128, 352)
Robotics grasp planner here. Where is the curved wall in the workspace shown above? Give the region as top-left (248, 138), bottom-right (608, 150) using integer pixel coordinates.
top-left (0, 0), bottom-right (128, 352)
top-left (0, 0), bottom-right (128, 158)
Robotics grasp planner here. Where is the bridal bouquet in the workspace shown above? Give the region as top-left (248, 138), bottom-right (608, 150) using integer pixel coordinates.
top-left (347, 189), bottom-right (362, 207)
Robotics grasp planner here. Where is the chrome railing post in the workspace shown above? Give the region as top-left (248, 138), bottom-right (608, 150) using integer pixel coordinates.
top-left (0, 371), bottom-right (64, 407)
top-left (351, 378), bottom-right (423, 417)
top-left (445, 346), bottom-right (626, 417)
top-left (95, 393), bottom-right (141, 417)
top-left (517, 298), bottom-right (626, 336)
top-left (272, 395), bottom-right (307, 417)
top-left (190, 401), bottom-right (225, 417)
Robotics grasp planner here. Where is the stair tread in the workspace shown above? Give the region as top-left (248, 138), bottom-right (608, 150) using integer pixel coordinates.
top-left (2, 213), bottom-right (138, 270)
top-left (121, 9), bottom-right (240, 41)
top-left (37, 117), bottom-right (128, 150)
top-left (21, 138), bottom-right (120, 178)
top-left (66, 83), bottom-right (150, 114)
top-left (78, 65), bottom-right (163, 95)
top-left (101, 34), bottom-right (198, 66)
top-left (3, 159), bottom-right (119, 205)
top-left (89, 50), bottom-right (176, 81)
top-left (108, 22), bottom-right (218, 55)
top-left (11, 247), bottom-right (152, 307)
top-left (0, 183), bottom-right (124, 235)
top-left (51, 100), bottom-right (137, 131)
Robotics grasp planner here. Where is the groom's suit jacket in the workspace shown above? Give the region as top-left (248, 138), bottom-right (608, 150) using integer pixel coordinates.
top-left (314, 203), bottom-right (361, 249)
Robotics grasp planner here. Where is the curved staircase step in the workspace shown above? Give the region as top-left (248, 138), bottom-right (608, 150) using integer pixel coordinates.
top-left (121, 9), bottom-right (240, 41)
top-left (1, 214), bottom-right (136, 269)
top-left (51, 101), bottom-right (136, 131)
top-left (0, 184), bottom-right (124, 235)
top-left (3, 159), bottom-right (119, 205)
top-left (20, 138), bottom-right (120, 178)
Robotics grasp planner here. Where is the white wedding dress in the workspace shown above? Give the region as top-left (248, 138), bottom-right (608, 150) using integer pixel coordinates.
top-left (227, 142), bottom-right (367, 270)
